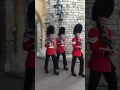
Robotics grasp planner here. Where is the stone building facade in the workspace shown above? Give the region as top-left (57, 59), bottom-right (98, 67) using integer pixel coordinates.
top-left (36, 0), bottom-right (85, 58)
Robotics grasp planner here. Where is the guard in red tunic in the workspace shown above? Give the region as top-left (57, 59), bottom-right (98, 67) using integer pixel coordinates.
top-left (88, 0), bottom-right (118, 90)
top-left (71, 24), bottom-right (85, 77)
top-left (56, 27), bottom-right (68, 70)
top-left (44, 25), bottom-right (59, 75)
top-left (23, 1), bottom-right (35, 90)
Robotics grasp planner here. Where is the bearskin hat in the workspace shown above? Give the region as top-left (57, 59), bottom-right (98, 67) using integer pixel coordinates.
top-left (47, 25), bottom-right (54, 34)
top-left (92, 0), bottom-right (114, 21)
top-left (27, 0), bottom-right (35, 25)
top-left (73, 23), bottom-right (82, 34)
top-left (58, 27), bottom-right (65, 36)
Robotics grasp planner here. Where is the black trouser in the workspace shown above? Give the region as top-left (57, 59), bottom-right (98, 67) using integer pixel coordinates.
top-left (71, 55), bottom-right (84, 74)
top-left (88, 69), bottom-right (118, 90)
top-left (44, 54), bottom-right (57, 72)
top-left (56, 51), bottom-right (67, 68)
top-left (23, 67), bottom-right (35, 90)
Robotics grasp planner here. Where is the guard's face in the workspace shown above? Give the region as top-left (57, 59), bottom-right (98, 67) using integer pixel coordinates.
top-left (49, 34), bottom-right (52, 37)
top-left (98, 17), bottom-right (108, 25)
top-left (60, 34), bottom-right (64, 38)
top-left (75, 33), bottom-right (80, 38)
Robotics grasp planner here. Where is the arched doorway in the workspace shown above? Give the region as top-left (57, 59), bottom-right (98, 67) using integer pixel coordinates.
top-left (35, 0), bottom-right (46, 58)
top-left (35, 14), bottom-right (45, 57)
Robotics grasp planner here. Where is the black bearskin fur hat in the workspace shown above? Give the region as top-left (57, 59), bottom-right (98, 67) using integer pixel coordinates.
top-left (73, 23), bottom-right (82, 34)
top-left (58, 27), bottom-right (65, 36)
top-left (92, 0), bottom-right (114, 21)
top-left (27, 0), bottom-right (35, 27)
top-left (47, 25), bottom-right (54, 34)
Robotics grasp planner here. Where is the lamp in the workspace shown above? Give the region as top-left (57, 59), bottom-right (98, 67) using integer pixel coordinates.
top-left (54, 3), bottom-right (63, 15)
top-left (54, 0), bottom-right (63, 21)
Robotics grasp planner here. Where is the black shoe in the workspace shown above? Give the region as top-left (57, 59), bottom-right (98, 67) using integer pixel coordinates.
top-left (79, 73), bottom-right (85, 77)
top-left (56, 67), bottom-right (60, 70)
top-left (64, 67), bottom-right (69, 71)
top-left (71, 73), bottom-right (76, 77)
top-left (45, 70), bottom-right (49, 74)
top-left (54, 71), bottom-right (59, 75)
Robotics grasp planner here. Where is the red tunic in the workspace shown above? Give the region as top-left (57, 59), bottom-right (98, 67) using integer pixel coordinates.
top-left (23, 32), bottom-right (35, 69)
top-left (56, 37), bottom-right (66, 53)
top-left (72, 37), bottom-right (83, 57)
top-left (45, 37), bottom-right (56, 55)
top-left (88, 27), bottom-right (116, 72)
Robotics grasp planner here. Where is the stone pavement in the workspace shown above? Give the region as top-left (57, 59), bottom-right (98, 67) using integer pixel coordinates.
top-left (0, 56), bottom-right (120, 90)
top-left (35, 57), bottom-right (85, 90)
top-left (36, 57), bottom-right (120, 90)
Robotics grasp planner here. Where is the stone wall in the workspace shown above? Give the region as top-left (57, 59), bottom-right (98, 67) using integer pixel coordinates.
top-left (4, 0), bottom-right (27, 74)
top-left (85, 0), bottom-right (120, 75)
top-left (45, 0), bottom-right (85, 55)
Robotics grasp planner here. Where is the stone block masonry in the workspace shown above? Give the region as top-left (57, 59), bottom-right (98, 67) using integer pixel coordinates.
top-left (45, 0), bottom-right (85, 55)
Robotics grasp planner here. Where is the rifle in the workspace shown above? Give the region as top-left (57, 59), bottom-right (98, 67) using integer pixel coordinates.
top-left (24, 29), bottom-right (35, 50)
top-left (96, 21), bottom-right (113, 50)
top-left (58, 36), bottom-right (64, 45)
top-left (47, 36), bottom-right (52, 46)
top-left (24, 29), bottom-right (35, 41)
top-left (96, 21), bottom-right (113, 57)
top-left (76, 36), bottom-right (82, 50)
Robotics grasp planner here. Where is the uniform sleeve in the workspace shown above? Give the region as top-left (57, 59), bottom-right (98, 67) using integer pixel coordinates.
top-left (56, 38), bottom-right (61, 46)
top-left (80, 37), bottom-right (83, 42)
top-left (72, 38), bottom-right (79, 49)
top-left (53, 38), bottom-right (55, 46)
top-left (88, 28), bottom-right (104, 55)
top-left (63, 38), bottom-right (66, 45)
top-left (23, 38), bottom-right (31, 51)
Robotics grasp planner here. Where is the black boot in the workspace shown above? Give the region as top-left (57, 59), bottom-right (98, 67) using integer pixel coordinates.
top-left (79, 73), bottom-right (85, 77)
top-left (45, 70), bottom-right (49, 74)
top-left (64, 67), bottom-right (69, 71)
top-left (54, 71), bottom-right (59, 75)
top-left (71, 72), bottom-right (76, 77)
top-left (56, 67), bottom-right (60, 70)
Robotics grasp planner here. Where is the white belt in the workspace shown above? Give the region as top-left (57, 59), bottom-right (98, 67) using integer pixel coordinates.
top-left (48, 46), bottom-right (54, 48)
top-left (61, 45), bottom-right (64, 46)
